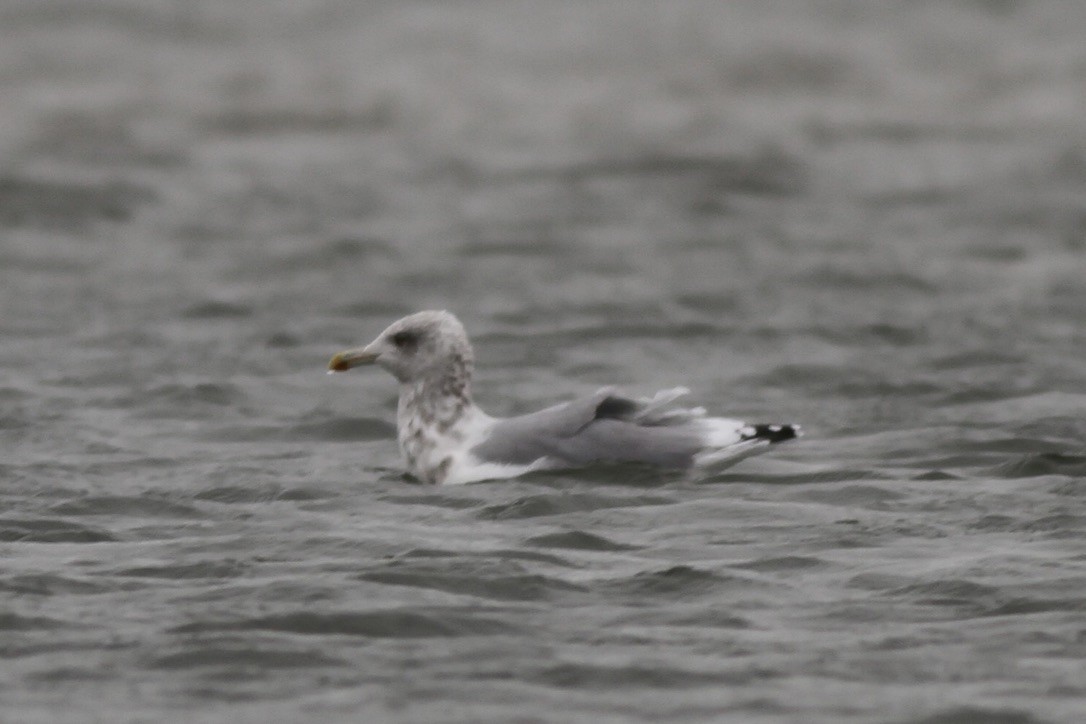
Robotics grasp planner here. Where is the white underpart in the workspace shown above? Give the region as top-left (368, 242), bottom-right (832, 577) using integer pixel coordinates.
top-left (407, 406), bottom-right (548, 485)
top-left (447, 456), bottom-right (550, 485)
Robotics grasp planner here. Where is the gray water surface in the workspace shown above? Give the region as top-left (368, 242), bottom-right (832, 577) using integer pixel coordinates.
top-left (2, 2), bottom-right (1085, 722)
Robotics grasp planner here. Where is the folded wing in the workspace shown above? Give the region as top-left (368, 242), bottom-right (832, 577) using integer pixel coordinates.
top-left (471, 387), bottom-right (789, 470)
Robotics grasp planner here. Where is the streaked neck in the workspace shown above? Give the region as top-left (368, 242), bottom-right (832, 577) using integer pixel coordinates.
top-left (398, 354), bottom-right (474, 434)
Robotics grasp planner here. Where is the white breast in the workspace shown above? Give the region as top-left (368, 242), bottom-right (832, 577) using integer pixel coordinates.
top-left (400, 406), bottom-right (540, 484)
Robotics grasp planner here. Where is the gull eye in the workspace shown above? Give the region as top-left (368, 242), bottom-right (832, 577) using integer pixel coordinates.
top-left (390, 330), bottom-right (418, 350)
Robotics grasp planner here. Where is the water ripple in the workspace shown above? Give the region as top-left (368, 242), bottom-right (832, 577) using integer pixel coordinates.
top-left (172, 610), bottom-right (516, 638)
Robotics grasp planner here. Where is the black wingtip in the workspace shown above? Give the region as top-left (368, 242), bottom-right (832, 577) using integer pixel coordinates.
top-left (742, 423), bottom-right (801, 444)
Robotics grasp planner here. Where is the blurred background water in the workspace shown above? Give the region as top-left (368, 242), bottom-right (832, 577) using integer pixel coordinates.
top-left (1, 1), bottom-right (1085, 722)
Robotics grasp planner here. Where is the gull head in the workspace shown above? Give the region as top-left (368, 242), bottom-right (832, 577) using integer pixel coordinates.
top-left (328, 310), bottom-right (473, 385)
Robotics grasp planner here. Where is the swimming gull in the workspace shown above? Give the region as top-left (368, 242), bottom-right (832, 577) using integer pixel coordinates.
top-left (328, 310), bottom-right (799, 484)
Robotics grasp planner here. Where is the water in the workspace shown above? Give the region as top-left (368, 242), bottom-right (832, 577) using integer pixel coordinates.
top-left (2, 1), bottom-right (1085, 722)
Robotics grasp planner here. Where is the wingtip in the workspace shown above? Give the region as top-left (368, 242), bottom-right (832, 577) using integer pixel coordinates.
top-left (743, 423), bottom-right (801, 443)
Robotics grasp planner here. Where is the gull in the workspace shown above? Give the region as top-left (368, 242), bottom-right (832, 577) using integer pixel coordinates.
top-left (328, 311), bottom-right (799, 484)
